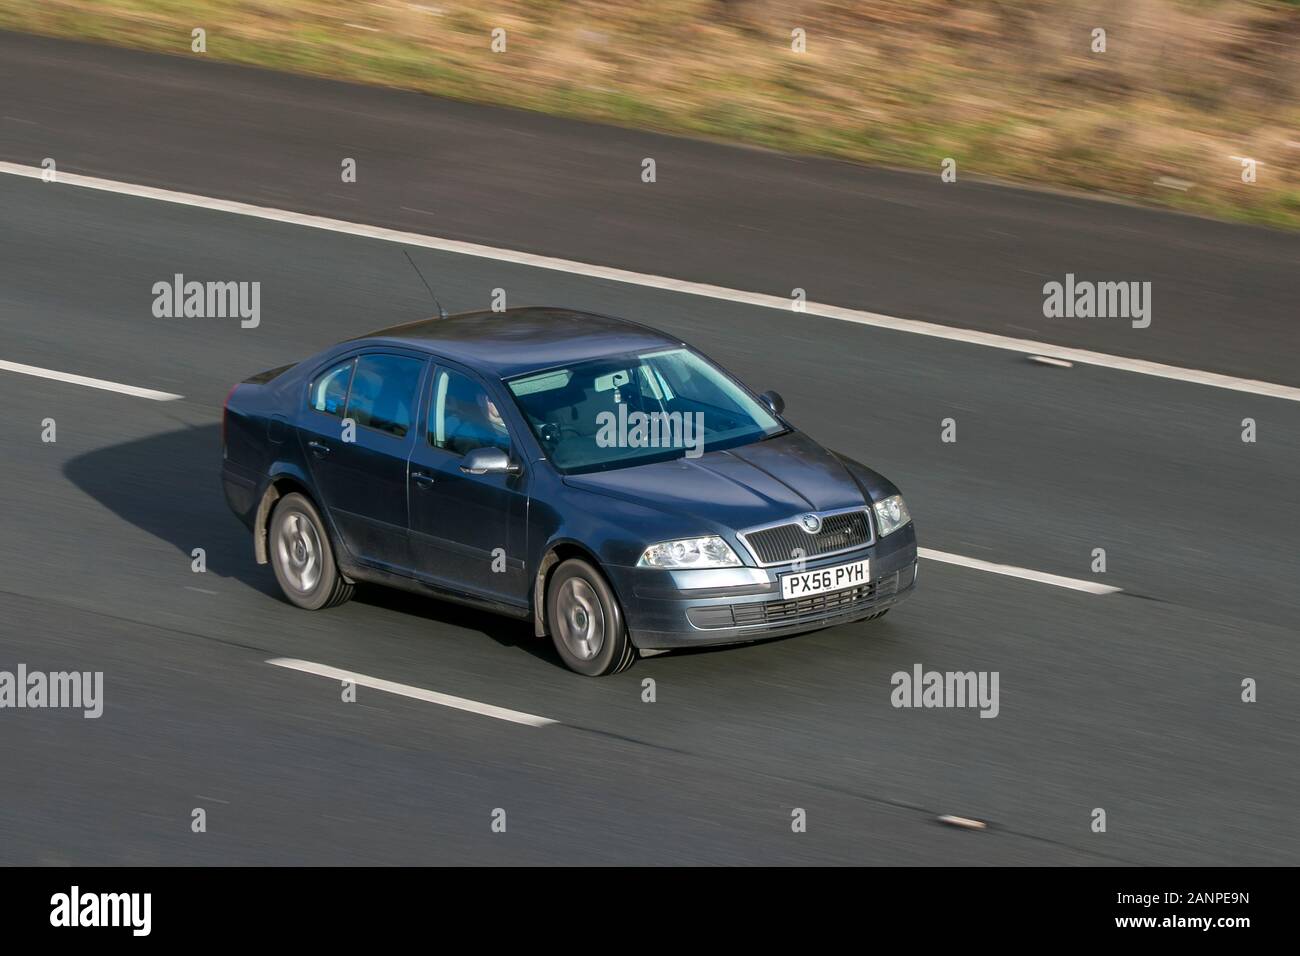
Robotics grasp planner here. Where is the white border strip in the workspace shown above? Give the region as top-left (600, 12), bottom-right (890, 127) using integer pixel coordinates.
top-left (0, 358), bottom-right (183, 401)
top-left (267, 657), bottom-right (558, 727)
top-left (5, 161), bottom-right (1298, 403)
top-left (919, 547), bottom-right (1121, 595)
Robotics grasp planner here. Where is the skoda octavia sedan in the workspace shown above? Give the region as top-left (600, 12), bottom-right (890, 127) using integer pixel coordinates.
top-left (222, 308), bottom-right (917, 675)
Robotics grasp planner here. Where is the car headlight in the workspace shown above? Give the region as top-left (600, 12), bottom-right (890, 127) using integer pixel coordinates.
top-left (637, 535), bottom-right (742, 569)
top-left (873, 494), bottom-right (911, 537)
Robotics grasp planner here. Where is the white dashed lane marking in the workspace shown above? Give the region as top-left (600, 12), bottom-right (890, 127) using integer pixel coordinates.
top-left (266, 658), bottom-right (560, 727)
top-left (0, 359), bottom-right (183, 401)
top-left (919, 548), bottom-right (1121, 595)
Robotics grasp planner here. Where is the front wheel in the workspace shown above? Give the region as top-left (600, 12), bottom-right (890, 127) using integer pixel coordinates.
top-left (269, 492), bottom-right (353, 610)
top-left (546, 558), bottom-right (635, 676)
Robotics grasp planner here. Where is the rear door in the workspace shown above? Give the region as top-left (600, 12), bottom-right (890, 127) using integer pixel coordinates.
top-left (407, 361), bottom-right (530, 605)
top-left (298, 349), bottom-right (429, 571)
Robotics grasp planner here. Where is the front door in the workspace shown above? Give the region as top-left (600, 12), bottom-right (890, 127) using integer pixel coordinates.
top-left (407, 364), bottom-right (529, 605)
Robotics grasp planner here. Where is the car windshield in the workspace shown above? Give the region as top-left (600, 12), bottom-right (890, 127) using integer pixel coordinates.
top-left (506, 347), bottom-right (786, 474)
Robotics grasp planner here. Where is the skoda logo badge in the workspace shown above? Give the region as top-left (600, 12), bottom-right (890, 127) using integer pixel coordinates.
top-left (799, 513), bottom-right (822, 534)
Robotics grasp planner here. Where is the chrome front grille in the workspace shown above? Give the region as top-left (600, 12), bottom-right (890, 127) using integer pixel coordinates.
top-left (739, 508), bottom-right (873, 566)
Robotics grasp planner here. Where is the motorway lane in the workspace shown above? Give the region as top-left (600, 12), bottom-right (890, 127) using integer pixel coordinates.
top-left (3, 175), bottom-right (1298, 626)
top-left (0, 382), bottom-right (1294, 864)
top-left (0, 378), bottom-right (1294, 865)
top-left (0, 181), bottom-right (1297, 863)
top-left (0, 592), bottom-right (1091, 866)
top-left (2, 30), bottom-right (1299, 385)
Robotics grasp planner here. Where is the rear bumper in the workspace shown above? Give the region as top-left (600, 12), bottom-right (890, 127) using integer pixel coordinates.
top-left (221, 459), bottom-right (261, 530)
top-left (610, 525), bottom-right (918, 650)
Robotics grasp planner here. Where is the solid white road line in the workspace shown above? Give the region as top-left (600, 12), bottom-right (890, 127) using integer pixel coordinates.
top-left (1026, 354), bottom-right (1074, 368)
top-left (266, 658), bottom-right (559, 727)
top-left (0, 358), bottom-right (183, 401)
top-left (918, 547), bottom-right (1122, 595)
top-left (4, 161), bottom-right (1297, 403)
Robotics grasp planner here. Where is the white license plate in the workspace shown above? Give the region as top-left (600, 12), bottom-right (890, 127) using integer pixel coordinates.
top-left (780, 558), bottom-right (869, 599)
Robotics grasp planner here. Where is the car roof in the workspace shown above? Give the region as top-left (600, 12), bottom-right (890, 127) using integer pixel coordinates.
top-left (347, 307), bottom-right (683, 378)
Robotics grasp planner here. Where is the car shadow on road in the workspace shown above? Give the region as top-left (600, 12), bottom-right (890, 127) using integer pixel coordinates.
top-left (350, 585), bottom-right (559, 667)
top-left (62, 423), bottom-right (561, 667)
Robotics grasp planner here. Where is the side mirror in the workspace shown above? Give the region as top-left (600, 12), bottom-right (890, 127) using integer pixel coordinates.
top-left (759, 390), bottom-right (785, 416)
top-left (459, 446), bottom-right (520, 476)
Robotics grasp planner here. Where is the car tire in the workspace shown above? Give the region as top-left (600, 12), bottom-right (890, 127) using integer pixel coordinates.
top-left (863, 609), bottom-right (890, 622)
top-left (269, 492), bottom-right (353, 610)
top-left (546, 558), bottom-right (635, 676)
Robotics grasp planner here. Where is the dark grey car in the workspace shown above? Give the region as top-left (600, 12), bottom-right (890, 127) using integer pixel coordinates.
top-left (222, 308), bottom-right (917, 675)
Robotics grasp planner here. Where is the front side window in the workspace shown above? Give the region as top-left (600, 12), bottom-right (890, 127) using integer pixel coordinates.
top-left (506, 347), bottom-right (785, 474)
top-left (428, 368), bottom-right (511, 456)
top-left (345, 353), bottom-right (424, 438)
top-left (309, 359), bottom-right (355, 417)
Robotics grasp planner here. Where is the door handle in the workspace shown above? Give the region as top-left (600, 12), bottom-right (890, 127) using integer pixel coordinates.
top-left (307, 440), bottom-right (331, 458)
top-left (412, 471), bottom-right (436, 488)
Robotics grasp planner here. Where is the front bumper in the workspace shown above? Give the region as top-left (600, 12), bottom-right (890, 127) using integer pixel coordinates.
top-left (610, 525), bottom-right (918, 650)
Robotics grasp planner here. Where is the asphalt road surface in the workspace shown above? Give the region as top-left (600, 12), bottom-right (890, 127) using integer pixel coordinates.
top-left (0, 33), bottom-right (1297, 865)
top-left (3, 29), bottom-right (1299, 384)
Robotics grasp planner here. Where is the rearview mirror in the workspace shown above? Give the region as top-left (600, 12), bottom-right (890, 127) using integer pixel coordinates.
top-left (459, 446), bottom-right (520, 476)
top-left (759, 390), bottom-right (785, 416)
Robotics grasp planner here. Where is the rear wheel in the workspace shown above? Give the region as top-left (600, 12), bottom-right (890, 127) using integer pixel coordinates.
top-left (269, 492), bottom-right (353, 610)
top-left (547, 558), bottom-right (635, 676)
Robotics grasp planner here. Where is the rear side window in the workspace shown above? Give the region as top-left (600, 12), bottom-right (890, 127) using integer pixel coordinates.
top-left (309, 359), bottom-right (354, 417)
top-left (346, 354), bottom-right (425, 438)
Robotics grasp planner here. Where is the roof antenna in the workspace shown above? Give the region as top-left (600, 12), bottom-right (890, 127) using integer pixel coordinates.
top-left (403, 249), bottom-right (448, 319)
